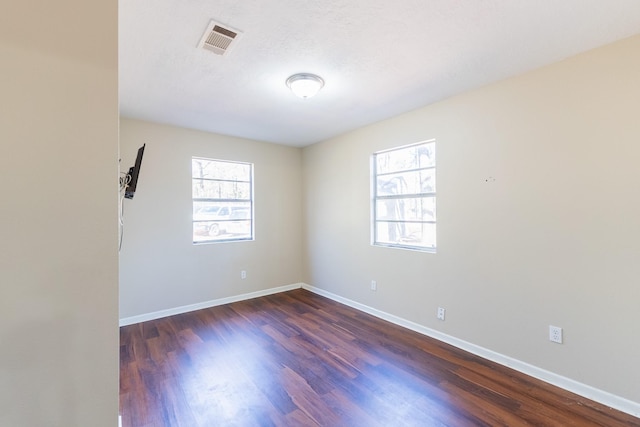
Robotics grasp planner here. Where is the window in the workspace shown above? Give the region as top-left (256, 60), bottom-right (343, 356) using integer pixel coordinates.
top-left (192, 157), bottom-right (253, 243)
top-left (372, 140), bottom-right (436, 252)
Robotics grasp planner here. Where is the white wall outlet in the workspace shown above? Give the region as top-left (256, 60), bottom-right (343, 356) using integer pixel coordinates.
top-left (549, 325), bottom-right (563, 344)
top-left (437, 307), bottom-right (446, 321)
top-left (241, 270), bottom-right (247, 279)
top-left (370, 280), bottom-right (377, 291)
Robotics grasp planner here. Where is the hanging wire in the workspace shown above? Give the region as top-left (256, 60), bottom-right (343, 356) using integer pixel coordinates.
top-left (118, 172), bottom-right (132, 252)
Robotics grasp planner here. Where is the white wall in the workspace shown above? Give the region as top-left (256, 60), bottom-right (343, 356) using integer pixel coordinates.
top-left (303, 35), bottom-right (640, 405)
top-left (0, 1), bottom-right (119, 426)
top-left (119, 119), bottom-right (303, 319)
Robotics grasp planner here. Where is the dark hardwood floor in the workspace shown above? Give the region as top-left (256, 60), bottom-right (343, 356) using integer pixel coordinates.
top-left (120, 289), bottom-right (640, 426)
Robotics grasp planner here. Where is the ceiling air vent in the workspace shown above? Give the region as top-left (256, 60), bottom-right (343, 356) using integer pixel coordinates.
top-left (198, 20), bottom-right (243, 55)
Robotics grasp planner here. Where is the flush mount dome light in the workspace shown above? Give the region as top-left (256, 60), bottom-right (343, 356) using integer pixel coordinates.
top-left (286, 73), bottom-right (324, 99)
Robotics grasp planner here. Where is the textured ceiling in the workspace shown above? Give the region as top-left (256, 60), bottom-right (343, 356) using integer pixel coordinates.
top-left (119, 0), bottom-right (640, 147)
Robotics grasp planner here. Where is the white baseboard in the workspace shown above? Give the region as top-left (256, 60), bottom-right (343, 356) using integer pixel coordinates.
top-left (301, 283), bottom-right (640, 419)
top-left (118, 283), bottom-right (303, 326)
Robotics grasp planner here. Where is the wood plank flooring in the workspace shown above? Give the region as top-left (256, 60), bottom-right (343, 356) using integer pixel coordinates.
top-left (120, 289), bottom-right (640, 426)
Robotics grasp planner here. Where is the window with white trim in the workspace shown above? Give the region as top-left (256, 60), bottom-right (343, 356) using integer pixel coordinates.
top-left (372, 140), bottom-right (436, 252)
top-left (192, 157), bottom-right (254, 244)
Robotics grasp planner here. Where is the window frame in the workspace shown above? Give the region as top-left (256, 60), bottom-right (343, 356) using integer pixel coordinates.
top-left (371, 139), bottom-right (436, 252)
top-left (192, 157), bottom-right (254, 244)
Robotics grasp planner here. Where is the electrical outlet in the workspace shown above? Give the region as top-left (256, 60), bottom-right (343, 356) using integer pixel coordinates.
top-left (370, 280), bottom-right (377, 291)
top-left (437, 307), bottom-right (446, 321)
top-left (549, 325), bottom-right (563, 344)
top-left (241, 270), bottom-right (247, 279)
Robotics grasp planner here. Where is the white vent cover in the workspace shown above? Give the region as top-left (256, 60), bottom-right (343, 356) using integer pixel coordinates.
top-left (198, 20), bottom-right (243, 55)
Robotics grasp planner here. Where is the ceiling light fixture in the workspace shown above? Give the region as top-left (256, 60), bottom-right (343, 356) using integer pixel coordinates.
top-left (286, 73), bottom-right (324, 99)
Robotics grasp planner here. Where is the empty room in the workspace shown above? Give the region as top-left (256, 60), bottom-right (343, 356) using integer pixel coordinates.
top-left (117, 1), bottom-right (640, 425)
top-left (3, 0), bottom-right (640, 426)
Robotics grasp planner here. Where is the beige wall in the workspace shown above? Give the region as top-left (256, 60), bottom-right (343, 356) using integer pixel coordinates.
top-left (303, 35), bottom-right (640, 403)
top-left (119, 119), bottom-right (303, 318)
top-left (0, 1), bottom-right (119, 426)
